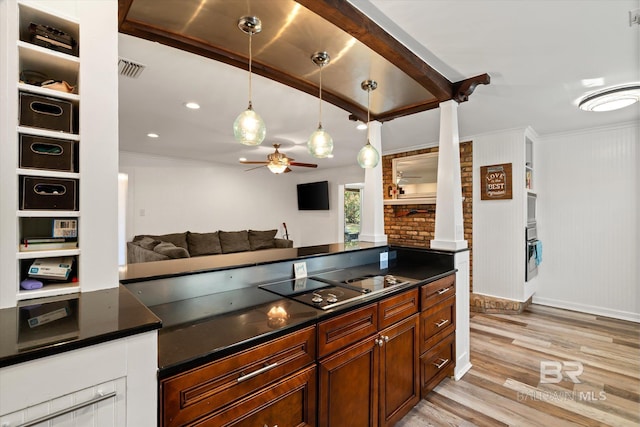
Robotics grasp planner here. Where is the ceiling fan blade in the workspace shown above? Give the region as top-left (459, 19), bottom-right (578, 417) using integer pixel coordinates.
top-left (240, 161), bottom-right (269, 165)
top-left (290, 162), bottom-right (318, 168)
top-left (244, 165), bottom-right (267, 172)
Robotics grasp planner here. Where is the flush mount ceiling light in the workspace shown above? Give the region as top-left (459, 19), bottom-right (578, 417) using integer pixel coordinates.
top-left (307, 51), bottom-right (333, 158)
top-left (578, 84), bottom-right (640, 112)
top-left (357, 80), bottom-right (380, 169)
top-left (233, 16), bottom-right (266, 146)
top-left (184, 102), bottom-right (200, 109)
top-left (147, 133), bottom-right (159, 138)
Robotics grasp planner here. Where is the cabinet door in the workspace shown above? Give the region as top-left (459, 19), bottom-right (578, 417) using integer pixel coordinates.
top-left (191, 365), bottom-right (316, 427)
top-left (379, 314), bottom-right (420, 427)
top-left (318, 335), bottom-right (379, 427)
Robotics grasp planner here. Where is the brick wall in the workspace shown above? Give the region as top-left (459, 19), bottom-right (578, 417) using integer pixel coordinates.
top-left (382, 141), bottom-right (473, 290)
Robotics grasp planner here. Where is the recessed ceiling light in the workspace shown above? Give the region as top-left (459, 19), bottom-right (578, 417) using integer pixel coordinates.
top-left (578, 84), bottom-right (640, 112)
top-left (147, 133), bottom-right (159, 138)
top-left (239, 157), bottom-right (247, 162)
top-left (356, 122), bottom-right (367, 130)
top-left (184, 102), bottom-right (200, 109)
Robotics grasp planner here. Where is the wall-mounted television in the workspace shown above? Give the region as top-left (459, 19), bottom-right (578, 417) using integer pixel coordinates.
top-left (297, 180), bottom-right (329, 210)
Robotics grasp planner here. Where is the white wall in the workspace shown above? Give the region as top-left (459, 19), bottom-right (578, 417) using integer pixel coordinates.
top-left (119, 152), bottom-right (364, 248)
top-left (534, 123), bottom-right (638, 322)
top-left (472, 128), bottom-right (529, 301)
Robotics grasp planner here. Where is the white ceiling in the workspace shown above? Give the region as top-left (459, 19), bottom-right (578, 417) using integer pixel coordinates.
top-left (118, 0), bottom-right (639, 171)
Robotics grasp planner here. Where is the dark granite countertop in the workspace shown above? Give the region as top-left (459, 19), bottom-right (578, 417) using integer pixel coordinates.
top-left (0, 285), bottom-right (161, 368)
top-left (152, 257), bottom-right (456, 379)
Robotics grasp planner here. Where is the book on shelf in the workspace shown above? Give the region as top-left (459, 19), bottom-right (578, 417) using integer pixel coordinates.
top-left (28, 256), bottom-right (74, 280)
top-left (20, 241), bottom-right (78, 252)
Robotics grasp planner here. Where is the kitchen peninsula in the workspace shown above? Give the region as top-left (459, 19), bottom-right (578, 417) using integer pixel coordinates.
top-left (121, 242), bottom-right (460, 426)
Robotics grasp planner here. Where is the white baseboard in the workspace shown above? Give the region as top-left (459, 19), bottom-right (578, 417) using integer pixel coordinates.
top-left (532, 296), bottom-right (640, 323)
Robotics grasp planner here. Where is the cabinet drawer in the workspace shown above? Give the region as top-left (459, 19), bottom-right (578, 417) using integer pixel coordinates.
top-left (420, 296), bottom-right (455, 354)
top-left (160, 326), bottom-right (315, 427)
top-left (318, 304), bottom-right (377, 358)
top-left (420, 274), bottom-right (455, 310)
top-left (420, 332), bottom-right (455, 397)
top-left (378, 289), bottom-right (418, 329)
top-left (192, 365), bottom-right (317, 427)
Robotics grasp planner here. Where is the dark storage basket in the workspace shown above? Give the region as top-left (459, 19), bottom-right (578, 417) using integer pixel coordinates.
top-left (20, 176), bottom-right (78, 211)
top-left (19, 134), bottom-right (77, 172)
top-left (19, 92), bottom-right (73, 133)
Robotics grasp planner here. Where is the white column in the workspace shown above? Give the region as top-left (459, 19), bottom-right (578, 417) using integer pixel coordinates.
top-left (359, 121), bottom-right (387, 244)
top-left (431, 100), bottom-right (466, 251)
top-left (430, 100), bottom-right (471, 380)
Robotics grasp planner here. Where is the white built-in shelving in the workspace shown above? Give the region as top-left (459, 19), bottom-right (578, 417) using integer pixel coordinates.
top-left (12, 2), bottom-right (81, 302)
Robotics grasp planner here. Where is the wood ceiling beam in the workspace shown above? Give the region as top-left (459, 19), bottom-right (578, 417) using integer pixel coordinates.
top-left (295, 0), bottom-right (455, 102)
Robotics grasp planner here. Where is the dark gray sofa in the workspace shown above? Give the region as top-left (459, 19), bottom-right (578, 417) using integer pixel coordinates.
top-left (126, 230), bottom-right (293, 264)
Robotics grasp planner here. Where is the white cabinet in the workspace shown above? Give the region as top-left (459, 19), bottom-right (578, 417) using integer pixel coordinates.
top-left (0, 331), bottom-right (158, 427)
top-left (0, 378), bottom-right (126, 426)
top-left (0, 0), bottom-right (120, 308)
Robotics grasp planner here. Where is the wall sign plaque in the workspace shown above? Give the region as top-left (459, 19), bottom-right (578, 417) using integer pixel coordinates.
top-left (480, 163), bottom-right (512, 200)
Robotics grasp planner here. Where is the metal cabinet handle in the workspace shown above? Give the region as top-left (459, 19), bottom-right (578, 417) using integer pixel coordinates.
top-left (382, 335), bottom-right (390, 343)
top-left (433, 358), bottom-right (449, 369)
top-left (238, 362), bottom-right (279, 383)
top-left (16, 391), bottom-right (116, 427)
top-left (434, 319), bottom-right (449, 328)
top-left (437, 287), bottom-right (451, 295)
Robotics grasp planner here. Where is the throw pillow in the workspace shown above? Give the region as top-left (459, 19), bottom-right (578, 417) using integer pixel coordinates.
top-left (187, 231), bottom-right (222, 256)
top-left (133, 236), bottom-right (160, 250)
top-left (134, 232), bottom-right (189, 250)
top-left (219, 230), bottom-right (251, 253)
top-left (153, 242), bottom-right (190, 259)
top-left (248, 229), bottom-right (277, 250)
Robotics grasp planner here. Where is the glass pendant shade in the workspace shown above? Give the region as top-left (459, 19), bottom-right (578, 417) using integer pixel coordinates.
top-left (234, 105), bottom-right (266, 146)
top-left (357, 141), bottom-right (380, 168)
top-left (307, 125), bottom-right (333, 158)
top-left (308, 51), bottom-right (333, 158)
top-left (234, 16), bottom-right (265, 146)
top-left (358, 79), bottom-right (379, 168)
top-left (267, 162), bottom-right (288, 174)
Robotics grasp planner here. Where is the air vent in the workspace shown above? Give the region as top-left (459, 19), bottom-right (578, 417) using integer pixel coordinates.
top-left (118, 58), bottom-right (146, 78)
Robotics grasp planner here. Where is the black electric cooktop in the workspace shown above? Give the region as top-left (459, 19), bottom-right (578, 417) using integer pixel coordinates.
top-left (260, 274), bottom-right (416, 310)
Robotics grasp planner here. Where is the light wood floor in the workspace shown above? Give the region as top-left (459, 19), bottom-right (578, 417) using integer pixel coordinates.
top-left (397, 304), bottom-right (640, 427)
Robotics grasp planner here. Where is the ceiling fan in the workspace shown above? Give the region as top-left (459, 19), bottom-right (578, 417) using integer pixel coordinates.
top-left (240, 144), bottom-right (318, 174)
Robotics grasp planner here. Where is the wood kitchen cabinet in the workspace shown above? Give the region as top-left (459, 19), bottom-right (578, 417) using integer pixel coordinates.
top-left (160, 326), bottom-right (316, 426)
top-left (419, 274), bottom-right (456, 397)
top-left (317, 290), bottom-right (420, 427)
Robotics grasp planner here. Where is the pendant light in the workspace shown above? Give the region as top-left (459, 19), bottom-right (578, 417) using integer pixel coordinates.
top-left (357, 80), bottom-right (380, 168)
top-left (307, 51), bottom-right (333, 158)
top-left (233, 16), bottom-right (266, 146)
